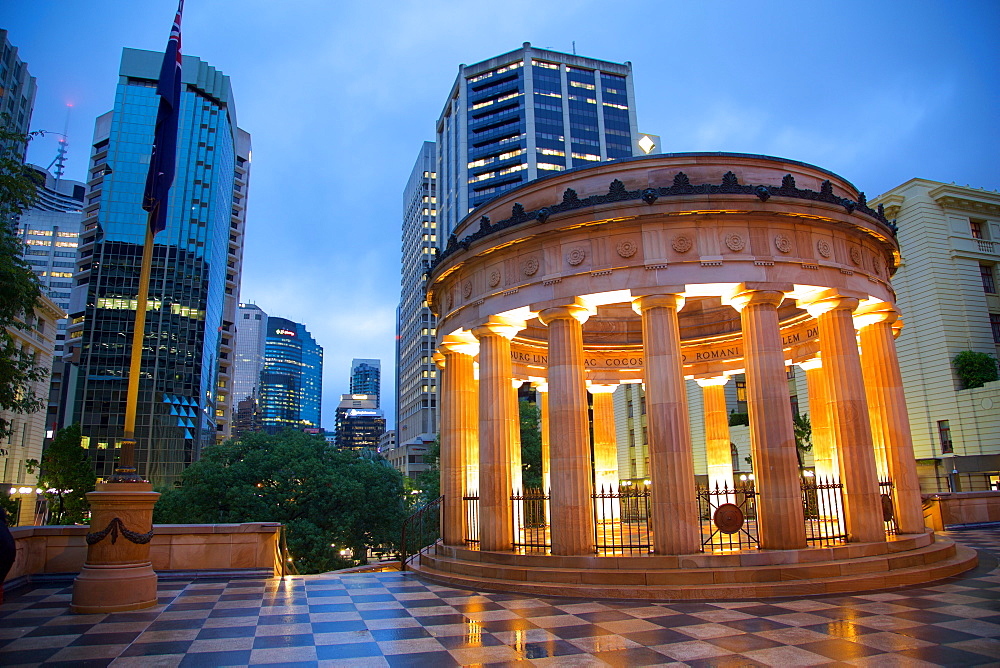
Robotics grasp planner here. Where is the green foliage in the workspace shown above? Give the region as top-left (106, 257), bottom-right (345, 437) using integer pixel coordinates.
top-left (28, 424), bottom-right (96, 524)
top-left (728, 411), bottom-right (749, 427)
top-left (519, 400), bottom-right (543, 490)
top-left (153, 430), bottom-right (406, 573)
top-left (953, 350), bottom-right (999, 389)
top-left (0, 122), bottom-right (47, 441)
top-left (793, 412), bottom-right (813, 468)
top-left (413, 435), bottom-right (440, 507)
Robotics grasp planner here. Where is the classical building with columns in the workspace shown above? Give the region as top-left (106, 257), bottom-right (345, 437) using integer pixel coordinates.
top-left (411, 153), bottom-right (977, 599)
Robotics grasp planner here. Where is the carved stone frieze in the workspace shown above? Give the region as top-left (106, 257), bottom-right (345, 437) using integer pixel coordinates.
top-left (567, 247), bottom-right (587, 266)
top-left (725, 234), bottom-right (746, 252)
top-left (671, 235), bottom-right (693, 253)
top-left (816, 240), bottom-right (832, 258)
top-left (616, 239), bottom-right (638, 258)
top-left (774, 234), bottom-right (792, 253)
top-left (523, 257), bottom-right (539, 276)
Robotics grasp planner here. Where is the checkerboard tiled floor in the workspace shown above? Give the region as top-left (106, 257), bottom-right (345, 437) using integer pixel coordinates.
top-left (1, 527), bottom-right (998, 667)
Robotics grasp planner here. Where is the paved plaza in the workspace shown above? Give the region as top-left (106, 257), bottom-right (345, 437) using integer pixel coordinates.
top-left (1, 527), bottom-right (998, 667)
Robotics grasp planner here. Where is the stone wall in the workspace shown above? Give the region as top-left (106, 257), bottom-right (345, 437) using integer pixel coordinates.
top-left (922, 491), bottom-right (1000, 530)
top-left (5, 523), bottom-right (283, 584)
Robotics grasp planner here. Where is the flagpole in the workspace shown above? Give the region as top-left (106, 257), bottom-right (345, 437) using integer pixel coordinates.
top-left (113, 212), bottom-right (157, 482)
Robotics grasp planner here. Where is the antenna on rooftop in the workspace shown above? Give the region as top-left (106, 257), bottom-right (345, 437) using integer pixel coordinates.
top-left (46, 103), bottom-right (72, 185)
top-left (572, 40), bottom-right (576, 55)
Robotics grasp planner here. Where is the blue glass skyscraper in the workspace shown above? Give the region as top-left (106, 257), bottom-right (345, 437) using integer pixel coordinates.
top-left (64, 48), bottom-right (251, 485)
top-left (436, 43), bottom-right (642, 238)
top-left (260, 317), bottom-right (323, 434)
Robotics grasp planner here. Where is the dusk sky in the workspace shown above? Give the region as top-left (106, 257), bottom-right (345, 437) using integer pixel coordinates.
top-left (6, 0), bottom-right (999, 427)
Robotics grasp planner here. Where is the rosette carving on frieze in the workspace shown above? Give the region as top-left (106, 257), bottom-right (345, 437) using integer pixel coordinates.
top-left (725, 233), bottom-right (746, 252)
top-left (816, 240), bottom-right (832, 258)
top-left (872, 256), bottom-right (882, 275)
top-left (850, 247), bottom-right (862, 266)
top-left (567, 247), bottom-right (587, 266)
top-left (616, 240), bottom-right (638, 258)
top-left (522, 257), bottom-right (539, 276)
top-left (774, 234), bottom-right (792, 254)
top-left (671, 235), bottom-right (693, 253)
top-left (488, 269), bottom-right (501, 288)
top-left (462, 281), bottom-right (472, 299)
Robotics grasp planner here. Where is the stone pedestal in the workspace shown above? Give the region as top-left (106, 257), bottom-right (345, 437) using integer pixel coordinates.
top-left (71, 482), bottom-right (160, 614)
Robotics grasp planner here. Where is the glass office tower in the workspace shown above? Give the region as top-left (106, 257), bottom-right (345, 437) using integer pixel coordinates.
top-left (64, 48), bottom-right (251, 485)
top-left (436, 42), bottom-right (641, 238)
top-left (259, 317), bottom-right (323, 434)
top-left (350, 358), bottom-right (381, 407)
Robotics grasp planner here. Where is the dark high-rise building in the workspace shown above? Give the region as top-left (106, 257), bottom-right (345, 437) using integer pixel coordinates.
top-left (350, 358), bottom-right (381, 407)
top-left (334, 394), bottom-right (385, 450)
top-left (64, 48), bottom-right (251, 485)
top-left (436, 42), bottom-right (643, 238)
top-left (259, 317), bottom-right (323, 434)
top-left (0, 29), bottom-right (37, 142)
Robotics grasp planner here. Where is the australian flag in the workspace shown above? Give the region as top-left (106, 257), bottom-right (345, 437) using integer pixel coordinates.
top-left (142, 0), bottom-right (184, 235)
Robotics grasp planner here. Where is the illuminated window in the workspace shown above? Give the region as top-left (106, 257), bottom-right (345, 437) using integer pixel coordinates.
top-left (938, 420), bottom-right (953, 454)
top-left (25, 239), bottom-right (49, 246)
top-left (54, 241), bottom-right (78, 247)
top-left (970, 220), bottom-right (985, 239)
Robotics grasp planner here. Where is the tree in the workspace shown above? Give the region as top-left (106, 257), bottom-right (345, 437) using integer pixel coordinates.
top-left (153, 430), bottom-right (407, 573)
top-left (413, 435), bottom-right (440, 507)
top-left (0, 121), bottom-right (47, 441)
top-left (519, 400), bottom-right (543, 489)
top-left (953, 350), bottom-right (999, 390)
top-left (793, 412), bottom-right (813, 468)
top-left (26, 424), bottom-right (96, 524)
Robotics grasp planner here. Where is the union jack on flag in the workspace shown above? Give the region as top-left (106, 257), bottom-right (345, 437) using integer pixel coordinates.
top-left (142, 0), bottom-right (184, 235)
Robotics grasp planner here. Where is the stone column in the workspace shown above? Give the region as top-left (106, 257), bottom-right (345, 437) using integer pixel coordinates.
top-left (536, 383), bottom-right (551, 495)
top-left (632, 294), bottom-right (700, 555)
top-left (538, 302), bottom-right (595, 556)
top-left (72, 483), bottom-right (160, 613)
top-left (798, 358), bottom-right (837, 480)
top-left (437, 340), bottom-right (477, 546)
top-left (697, 376), bottom-right (733, 492)
top-left (589, 384), bottom-right (620, 520)
top-left (471, 317), bottom-right (523, 552)
top-left (804, 295), bottom-right (883, 544)
top-left (857, 310), bottom-right (924, 534)
top-left (730, 288), bottom-right (806, 550)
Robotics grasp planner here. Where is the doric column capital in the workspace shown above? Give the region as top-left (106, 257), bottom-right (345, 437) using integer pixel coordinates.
top-left (796, 289), bottom-right (867, 319)
top-left (728, 289), bottom-right (786, 313)
top-left (511, 378), bottom-right (525, 389)
top-left (695, 375), bottom-right (729, 388)
top-left (433, 351), bottom-right (446, 369)
top-left (537, 302), bottom-right (593, 326)
top-left (796, 356), bottom-right (823, 372)
top-left (586, 383), bottom-right (618, 395)
top-left (439, 334), bottom-right (478, 358)
top-left (532, 381), bottom-right (548, 393)
top-left (853, 307), bottom-right (901, 330)
top-left (471, 316), bottom-right (525, 340)
top-left (630, 293), bottom-right (685, 315)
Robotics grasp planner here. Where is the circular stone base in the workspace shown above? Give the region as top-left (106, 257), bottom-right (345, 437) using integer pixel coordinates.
top-left (71, 561), bottom-right (159, 614)
top-left (408, 531), bottom-right (978, 600)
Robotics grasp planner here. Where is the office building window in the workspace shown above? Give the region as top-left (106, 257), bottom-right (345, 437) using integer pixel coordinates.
top-left (981, 264), bottom-right (997, 294)
top-left (938, 420), bottom-right (953, 454)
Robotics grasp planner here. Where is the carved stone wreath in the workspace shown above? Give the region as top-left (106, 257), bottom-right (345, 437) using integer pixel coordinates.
top-left (774, 234), bottom-right (792, 254)
top-left (816, 239), bottom-right (832, 258)
top-left (462, 281), bottom-right (473, 299)
top-left (850, 247), bottom-right (863, 266)
top-left (725, 233), bottom-right (746, 252)
top-left (488, 269), bottom-right (501, 288)
top-left (446, 291), bottom-right (454, 310)
top-left (616, 239), bottom-right (638, 258)
top-left (872, 257), bottom-right (882, 275)
top-left (522, 257), bottom-right (539, 276)
top-left (671, 235), bottom-right (693, 253)
top-left (567, 247), bottom-right (587, 266)
top-left (86, 517), bottom-right (154, 546)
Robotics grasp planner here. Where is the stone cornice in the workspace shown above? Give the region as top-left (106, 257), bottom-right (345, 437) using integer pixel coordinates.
top-left (430, 171), bottom-right (896, 277)
top-left (927, 183), bottom-right (1000, 215)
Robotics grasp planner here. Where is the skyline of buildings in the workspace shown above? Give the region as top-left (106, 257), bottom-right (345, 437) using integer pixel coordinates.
top-left (60, 48), bottom-right (251, 486)
top-left (259, 316), bottom-right (323, 434)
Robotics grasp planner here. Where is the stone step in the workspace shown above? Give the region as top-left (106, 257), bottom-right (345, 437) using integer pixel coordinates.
top-left (412, 538), bottom-right (977, 601)
top-left (419, 536), bottom-right (956, 586)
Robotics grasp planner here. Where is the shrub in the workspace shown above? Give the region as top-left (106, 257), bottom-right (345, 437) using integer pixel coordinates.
top-left (953, 350), bottom-right (999, 389)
